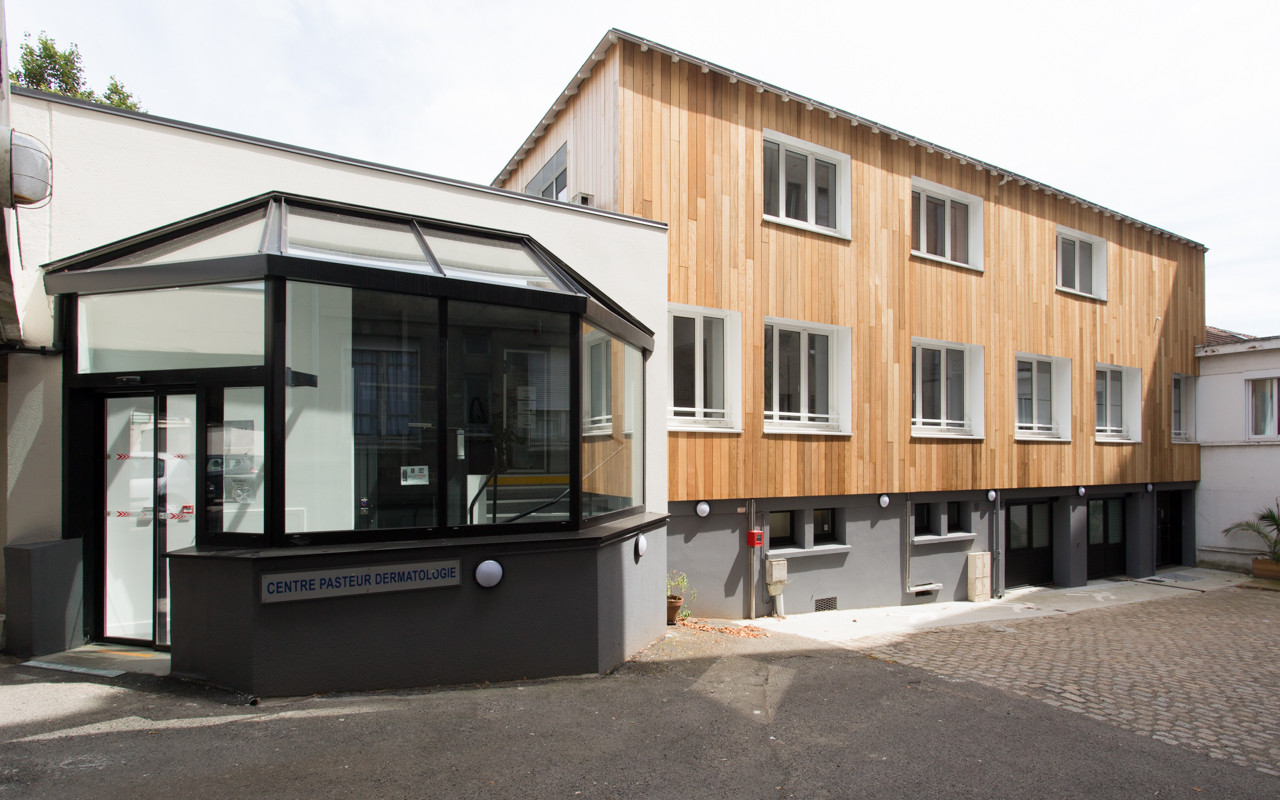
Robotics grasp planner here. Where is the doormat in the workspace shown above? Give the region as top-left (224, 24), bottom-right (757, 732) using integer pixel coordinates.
top-left (21, 660), bottom-right (125, 678)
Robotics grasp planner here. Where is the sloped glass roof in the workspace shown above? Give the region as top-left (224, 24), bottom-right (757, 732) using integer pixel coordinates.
top-left (50, 194), bottom-right (580, 295)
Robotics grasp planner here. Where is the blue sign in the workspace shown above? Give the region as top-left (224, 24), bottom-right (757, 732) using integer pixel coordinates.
top-left (261, 560), bottom-right (461, 604)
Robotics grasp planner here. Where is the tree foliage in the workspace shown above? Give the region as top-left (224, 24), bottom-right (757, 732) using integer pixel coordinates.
top-left (9, 32), bottom-right (142, 111)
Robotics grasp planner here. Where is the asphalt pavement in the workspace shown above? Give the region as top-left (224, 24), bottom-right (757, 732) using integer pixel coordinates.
top-left (1, 571), bottom-right (1277, 799)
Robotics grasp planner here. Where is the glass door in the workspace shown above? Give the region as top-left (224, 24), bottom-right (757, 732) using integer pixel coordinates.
top-left (102, 393), bottom-right (197, 645)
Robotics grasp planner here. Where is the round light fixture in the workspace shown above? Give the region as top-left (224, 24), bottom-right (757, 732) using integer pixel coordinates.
top-left (1146, 483), bottom-right (1154, 493)
top-left (475, 559), bottom-right (503, 588)
top-left (695, 501), bottom-right (711, 518)
top-left (1077, 486), bottom-right (1087, 497)
top-left (635, 533), bottom-right (648, 558)
top-left (987, 489), bottom-right (997, 502)
top-left (879, 494), bottom-right (890, 508)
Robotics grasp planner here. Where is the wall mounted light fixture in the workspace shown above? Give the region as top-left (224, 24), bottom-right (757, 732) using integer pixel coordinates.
top-left (475, 560), bottom-right (503, 588)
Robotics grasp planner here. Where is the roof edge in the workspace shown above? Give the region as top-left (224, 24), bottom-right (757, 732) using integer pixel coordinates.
top-left (491, 29), bottom-right (1206, 253)
top-left (1196, 335), bottom-right (1280, 357)
top-left (12, 86), bottom-right (667, 233)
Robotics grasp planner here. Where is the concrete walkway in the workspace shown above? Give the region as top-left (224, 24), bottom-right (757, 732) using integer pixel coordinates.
top-left (748, 567), bottom-right (1255, 647)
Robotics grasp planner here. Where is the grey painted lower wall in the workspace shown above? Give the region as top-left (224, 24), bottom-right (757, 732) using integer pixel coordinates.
top-left (169, 522), bottom-right (666, 696)
top-left (668, 484), bottom-right (1189, 620)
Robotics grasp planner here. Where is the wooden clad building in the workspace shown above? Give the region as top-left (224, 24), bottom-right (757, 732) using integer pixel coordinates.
top-left (495, 30), bottom-right (1204, 617)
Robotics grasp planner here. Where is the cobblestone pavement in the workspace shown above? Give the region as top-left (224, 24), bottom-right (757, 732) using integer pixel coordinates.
top-left (850, 586), bottom-right (1280, 776)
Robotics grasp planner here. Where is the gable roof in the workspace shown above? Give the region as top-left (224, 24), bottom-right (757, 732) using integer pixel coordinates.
top-left (493, 29), bottom-right (1206, 253)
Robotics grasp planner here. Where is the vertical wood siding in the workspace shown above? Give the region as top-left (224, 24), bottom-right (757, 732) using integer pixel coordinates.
top-left (504, 41), bottom-right (1205, 503)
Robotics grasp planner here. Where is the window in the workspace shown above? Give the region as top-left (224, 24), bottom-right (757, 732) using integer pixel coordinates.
top-left (1015, 354), bottom-right (1072, 440)
top-left (1249, 377), bottom-right (1279, 438)
top-left (768, 510), bottom-right (796, 548)
top-left (1057, 226), bottom-right (1108, 300)
top-left (353, 345), bottom-right (419, 437)
top-left (912, 500), bottom-right (975, 541)
top-left (910, 178), bottom-right (984, 270)
top-left (1095, 364), bottom-right (1142, 442)
top-left (1172, 374), bottom-right (1195, 442)
top-left (766, 507), bottom-right (844, 551)
top-left (669, 304), bottom-right (742, 430)
top-left (762, 129), bottom-right (851, 237)
top-left (525, 143), bottom-right (568, 202)
top-left (585, 335), bottom-right (613, 433)
top-left (911, 338), bottom-right (985, 437)
top-left (813, 508), bottom-right (837, 544)
top-left (764, 318), bottom-right (852, 433)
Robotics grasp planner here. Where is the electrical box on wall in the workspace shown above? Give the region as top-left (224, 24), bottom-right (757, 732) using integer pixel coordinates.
top-left (747, 529), bottom-right (763, 547)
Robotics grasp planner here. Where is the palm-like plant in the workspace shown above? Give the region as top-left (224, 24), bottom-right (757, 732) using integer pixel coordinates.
top-left (1223, 502), bottom-right (1280, 563)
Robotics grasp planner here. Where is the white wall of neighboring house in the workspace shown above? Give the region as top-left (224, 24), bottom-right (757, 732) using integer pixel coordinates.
top-left (1195, 336), bottom-right (1280, 571)
top-left (4, 90), bottom-right (669, 552)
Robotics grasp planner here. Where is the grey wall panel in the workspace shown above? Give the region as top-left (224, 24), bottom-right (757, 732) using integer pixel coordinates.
top-left (2, 538), bottom-right (84, 656)
top-left (596, 525), bottom-right (667, 673)
top-left (666, 504), bottom-right (749, 618)
top-left (170, 532), bottom-right (661, 696)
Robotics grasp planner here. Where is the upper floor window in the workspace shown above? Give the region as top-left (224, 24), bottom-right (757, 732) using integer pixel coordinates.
top-left (1057, 226), bottom-right (1108, 300)
top-left (1172, 374), bottom-right (1195, 442)
top-left (1095, 364), bottom-right (1141, 442)
top-left (525, 142), bottom-right (568, 202)
top-left (669, 304), bottom-right (742, 431)
top-left (911, 178), bottom-right (984, 270)
top-left (762, 130), bottom-right (851, 238)
top-left (911, 338), bottom-right (985, 438)
top-left (1249, 377), bottom-right (1279, 438)
top-left (764, 317), bottom-right (851, 433)
top-left (1015, 353), bottom-right (1071, 441)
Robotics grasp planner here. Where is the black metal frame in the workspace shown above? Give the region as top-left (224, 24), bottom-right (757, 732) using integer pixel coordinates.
top-left (59, 195), bottom-right (653, 560)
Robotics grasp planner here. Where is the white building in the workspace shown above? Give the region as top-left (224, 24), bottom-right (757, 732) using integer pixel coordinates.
top-left (1195, 328), bottom-right (1280, 571)
top-left (2, 87), bottom-right (670, 694)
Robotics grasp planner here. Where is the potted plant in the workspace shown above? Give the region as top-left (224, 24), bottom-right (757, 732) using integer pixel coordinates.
top-left (1222, 501), bottom-right (1280, 580)
top-left (666, 570), bottom-right (696, 625)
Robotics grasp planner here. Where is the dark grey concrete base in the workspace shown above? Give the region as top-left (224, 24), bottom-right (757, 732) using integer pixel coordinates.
top-left (168, 518), bottom-right (666, 696)
top-left (3, 539), bottom-right (85, 657)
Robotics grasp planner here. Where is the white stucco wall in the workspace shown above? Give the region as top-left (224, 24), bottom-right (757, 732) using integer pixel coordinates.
top-left (1194, 337), bottom-right (1280, 570)
top-left (6, 92), bottom-right (669, 549)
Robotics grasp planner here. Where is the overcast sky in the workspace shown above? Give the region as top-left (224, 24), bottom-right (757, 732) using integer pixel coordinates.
top-left (7, 0), bottom-right (1278, 335)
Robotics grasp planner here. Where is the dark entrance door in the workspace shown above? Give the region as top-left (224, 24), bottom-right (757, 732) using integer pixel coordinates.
top-left (1005, 502), bottom-right (1053, 587)
top-left (1087, 498), bottom-right (1127, 579)
top-left (1156, 491), bottom-right (1184, 567)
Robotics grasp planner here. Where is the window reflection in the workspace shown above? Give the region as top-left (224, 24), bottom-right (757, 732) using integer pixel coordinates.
top-left (582, 323), bottom-right (643, 518)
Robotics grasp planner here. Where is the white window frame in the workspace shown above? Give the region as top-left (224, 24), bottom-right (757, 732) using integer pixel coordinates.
top-left (583, 332), bottom-right (613, 435)
top-left (1095, 363), bottom-right (1142, 442)
top-left (911, 338), bottom-right (985, 439)
top-left (668, 304), bottom-right (742, 432)
top-left (1056, 226), bottom-right (1108, 301)
top-left (1171, 373), bottom-right (1196, 442)
top-left (910, 177), bottom-right (984, 271)
top-left (762, 317), bottom-right (852, 435)
top-left (762, 129), bottom-right (852, 239)
top-left (1245, 374), bottom-right (1280, 440)
top-left (1014, 353), bottom-right (1072, 442)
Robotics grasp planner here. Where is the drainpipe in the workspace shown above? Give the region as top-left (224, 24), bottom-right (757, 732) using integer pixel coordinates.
top-left (747, 498), bottom-right (756, 619)
top-left (991, 490), bottom-right (1004, 598)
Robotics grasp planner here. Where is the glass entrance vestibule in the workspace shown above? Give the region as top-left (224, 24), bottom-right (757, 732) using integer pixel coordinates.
top-left (46, 193), bottom-right (663, 693)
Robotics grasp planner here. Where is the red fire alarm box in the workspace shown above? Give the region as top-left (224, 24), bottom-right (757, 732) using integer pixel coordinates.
top-left (747, 529), bottom-right (764, 547)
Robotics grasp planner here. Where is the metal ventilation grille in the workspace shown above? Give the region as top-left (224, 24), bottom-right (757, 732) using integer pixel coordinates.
top-left (815, 596), bottom-right (837, 612)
